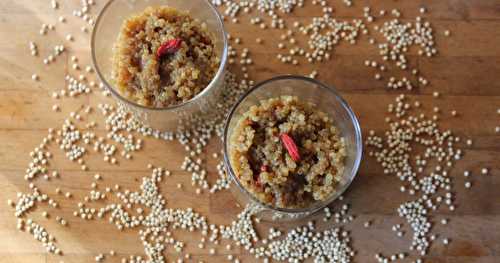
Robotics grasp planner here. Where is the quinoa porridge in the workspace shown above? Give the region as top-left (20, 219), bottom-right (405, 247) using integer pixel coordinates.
top-left (112, 6), bottom-right (220, 107)
top-left (230, 96), bottom-right (347, 209)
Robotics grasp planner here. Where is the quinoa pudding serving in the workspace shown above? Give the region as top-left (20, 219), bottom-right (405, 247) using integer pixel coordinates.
top-left (112, 6), bottom-right (220, 107)
top-left (229, 96), bottom-right (347, 209)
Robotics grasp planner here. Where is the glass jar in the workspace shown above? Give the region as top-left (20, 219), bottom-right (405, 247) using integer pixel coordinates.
top-left (91, 0), bottom-right (228, 131)
top-left (223, 76), bottom-right (363, 221)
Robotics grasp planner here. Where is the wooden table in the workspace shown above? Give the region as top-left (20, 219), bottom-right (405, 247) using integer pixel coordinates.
top-left (0, 0), bottom-right (499, 262)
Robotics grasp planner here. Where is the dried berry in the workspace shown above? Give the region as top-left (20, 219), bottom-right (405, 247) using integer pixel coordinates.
top-left (156, 38), bottom-right (182, 59)
top-left (280, 133), bottom-right (300, 162)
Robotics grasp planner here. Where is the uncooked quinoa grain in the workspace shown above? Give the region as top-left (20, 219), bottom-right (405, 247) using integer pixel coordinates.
top-left (8, 2), bottom-right (488, 263)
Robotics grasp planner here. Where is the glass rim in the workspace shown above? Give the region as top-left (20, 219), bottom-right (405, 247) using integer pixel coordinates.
top-left (90, 0), bottom-right (229, 111)
top-left (223, 75), bottom-right (363, 214)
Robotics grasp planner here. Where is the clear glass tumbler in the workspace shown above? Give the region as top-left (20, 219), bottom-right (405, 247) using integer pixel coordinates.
top-left (91, 0), bottom-right (228, 131)
top-left (223, 75), bottom-right (363, 221)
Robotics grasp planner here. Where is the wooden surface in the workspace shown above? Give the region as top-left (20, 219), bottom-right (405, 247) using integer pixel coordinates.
top-left (0, 0), bottom-right (499, 262)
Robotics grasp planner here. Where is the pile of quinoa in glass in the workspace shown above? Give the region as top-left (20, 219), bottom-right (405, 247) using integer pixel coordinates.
top-left (112, 6), bottom-right (220, 107)
top-left (229, 96), bottom-right (347, 209)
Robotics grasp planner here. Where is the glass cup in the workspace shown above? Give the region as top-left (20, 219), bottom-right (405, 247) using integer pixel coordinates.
top-left (223, 76), bottom-right (363, 221)
top-left (91, 0), bottom-right (228, 131)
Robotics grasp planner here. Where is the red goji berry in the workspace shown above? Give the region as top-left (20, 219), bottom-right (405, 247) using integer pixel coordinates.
top-left (280, 133), bottom-right (301, 162)
top-left (156, 38), bottom-right (182, 59)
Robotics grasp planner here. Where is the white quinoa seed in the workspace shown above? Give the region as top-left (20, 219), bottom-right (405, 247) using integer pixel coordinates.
top-left (8, 3), bottom-right (483, 263)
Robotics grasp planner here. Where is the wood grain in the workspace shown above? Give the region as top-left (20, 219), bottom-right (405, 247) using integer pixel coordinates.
top-left (0, 0), bottom-right (499, 262)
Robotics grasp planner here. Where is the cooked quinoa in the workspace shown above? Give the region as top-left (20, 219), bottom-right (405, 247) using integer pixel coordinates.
top-left (230, 96), bottom-right (346, 209)
top-left (112, 6), bottom-right (220, 107)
